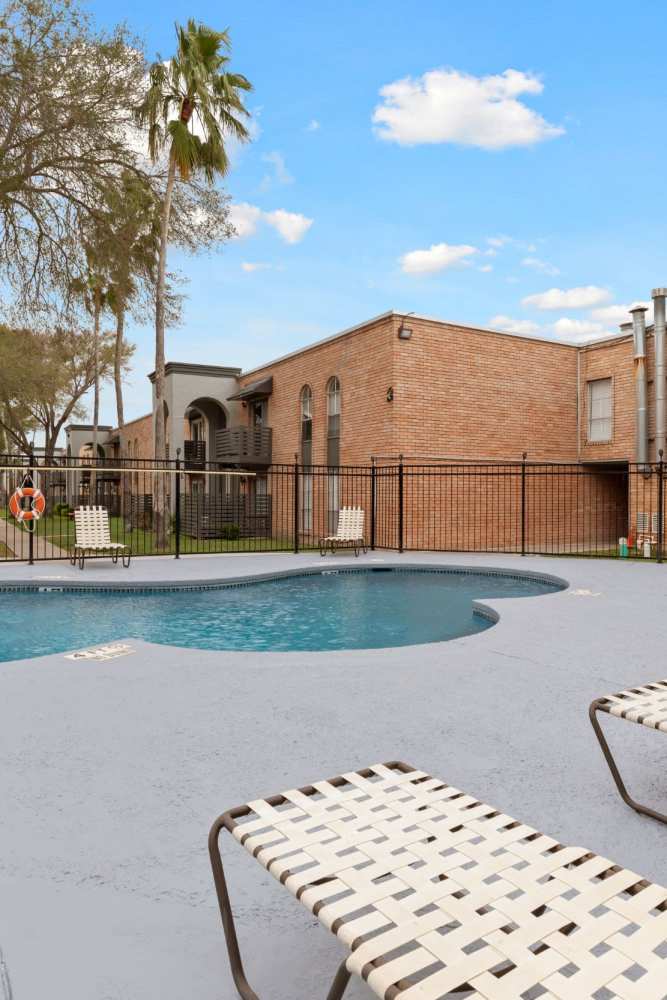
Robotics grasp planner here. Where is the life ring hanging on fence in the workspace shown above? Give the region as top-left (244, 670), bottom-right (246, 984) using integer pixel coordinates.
top-left (9, 485), bottom-right (46, 522)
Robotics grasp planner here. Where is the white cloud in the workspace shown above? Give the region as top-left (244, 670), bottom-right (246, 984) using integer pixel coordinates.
top-left (490, 314), bottom-right (541, 335)
top-left (241, 261), bottom-right (272, 273)
top-left (550, 317), bottom-right (610, 340)
top-left (478, 264), bottom-right (493, 273)
top-left (590, 302), bottom-right (652, 326)
top-left (229, 202), bottom-right (262, 239)
top-left (264, 209), bottom-right (313, 244)
top-left (230, 204), bottom-right (313, 244)
top-left (521, 256), bottom-right (560, 276)
top-left (487, 235), bottom-right (512, 248)
top-left (400, 242), bottom-right (477, 275)
top-left (260, 150), bottom-right (293, 186)
top-left (306, 119), bottom-right (320, 131)
top-left (522, 285), bottom-right (611, 310)
top-left (373, 68), bottom-right (564, 149)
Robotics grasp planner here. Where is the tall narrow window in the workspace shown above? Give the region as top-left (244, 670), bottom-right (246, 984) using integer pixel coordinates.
top-left (326, 377), bottom-right (341, 532)
top-left (300, 385), bottom-right (313, 531)
top-left (587, 378), bottom-right (612, 442)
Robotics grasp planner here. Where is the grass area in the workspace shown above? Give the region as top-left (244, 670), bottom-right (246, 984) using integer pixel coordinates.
top-left (1, 510), bottom-right (293, 556)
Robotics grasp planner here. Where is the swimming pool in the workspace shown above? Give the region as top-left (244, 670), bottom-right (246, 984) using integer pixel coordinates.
top-left (0, 567), bottom-right (565, 661)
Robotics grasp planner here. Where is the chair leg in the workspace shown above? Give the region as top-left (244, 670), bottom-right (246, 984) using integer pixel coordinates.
top-left (325, 960), bottom-right (352, 1000)
top-left (209, 817), bottom-right (357, 1000)
top-left (208, 817), bottom-right (260, 1000)
top-left (589, 700), bottom-right (667, 825)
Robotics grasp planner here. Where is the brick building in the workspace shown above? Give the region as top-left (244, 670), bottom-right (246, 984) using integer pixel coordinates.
top-left (64, 292), bottom-right (667, 551)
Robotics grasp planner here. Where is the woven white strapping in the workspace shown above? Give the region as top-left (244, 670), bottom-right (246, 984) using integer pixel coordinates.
top-left (323, 506), bottom-right (364, 543)
top-left (599, 680), bottom-right (667, 733)
top-left (231, 763), bottom-right (667, 999)
top-left (73, 506), bottom-right (128, 551)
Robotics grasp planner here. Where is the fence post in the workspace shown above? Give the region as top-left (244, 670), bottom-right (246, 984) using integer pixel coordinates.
top-left (370, 457), bottom-right (376, 551)
top-left (174, 448), bottom-right (181, 559)
top-left (658, 449), bottom-right (664, 564)
top-left (28, 451), bottom-right (35, 565)
top-left (521, 451), bottom-right (527, 556)
top-left (293, 454), bottom-right (300, 554)
top-left (398, 455), bottom-right (404, 554)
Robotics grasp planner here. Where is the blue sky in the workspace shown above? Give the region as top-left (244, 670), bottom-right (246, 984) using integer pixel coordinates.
top-left (87, 0), bottom-right (667, 424)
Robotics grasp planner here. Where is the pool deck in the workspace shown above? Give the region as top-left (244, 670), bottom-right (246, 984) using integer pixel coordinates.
top-left (2, 550), bottom-right (667, 999)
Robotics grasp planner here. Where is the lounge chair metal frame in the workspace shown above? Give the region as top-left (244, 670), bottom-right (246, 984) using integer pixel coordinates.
top-left (590, 679), bottom-right (667, 825)
top-left (209, 760), bottom-right (667, 999)
top-left (70, 505), bottom-right (131, 570)
top-left (319, 506), bottom-right (367, 558)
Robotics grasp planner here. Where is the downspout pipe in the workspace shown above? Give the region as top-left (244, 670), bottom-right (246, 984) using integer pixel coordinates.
top-left (652, 287), bottom-right (667, 462)
top-left (630, 306), bottom-right (649, 468)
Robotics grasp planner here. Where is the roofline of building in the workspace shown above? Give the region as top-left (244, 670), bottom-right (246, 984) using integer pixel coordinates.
top-left (110, 412), bottom-right (152, 435)
top-left (65, 424), bottom-right (113, 432)
top-left (240, 309), bottom-right (630, 377)
top-left (148, 362), bottom-right (242, 382)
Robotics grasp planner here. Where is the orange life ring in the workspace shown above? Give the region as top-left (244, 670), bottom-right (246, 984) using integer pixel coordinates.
top-left (9, 486), bottom-right (46, 522)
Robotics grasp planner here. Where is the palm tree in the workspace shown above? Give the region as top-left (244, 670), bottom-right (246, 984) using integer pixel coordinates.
top-left (135, 20), bottom-right (251, 546)
top-left (71, 242), bottom-right (111, 502)
top-left (104, 173), bottom-right (161, 431)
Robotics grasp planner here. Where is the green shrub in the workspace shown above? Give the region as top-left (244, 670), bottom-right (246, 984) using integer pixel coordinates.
top-left (53, 502), bottom-right (70, 516)
top-left (220, 523), bottom-right (240, 540)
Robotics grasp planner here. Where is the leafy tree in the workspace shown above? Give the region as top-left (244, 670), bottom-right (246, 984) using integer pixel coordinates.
top-left (135, 19), bottom-right (251, 544)
top-left (0, 0), bottom-right (148, 312)
top-left (0, 325), bottom-right (133, 457)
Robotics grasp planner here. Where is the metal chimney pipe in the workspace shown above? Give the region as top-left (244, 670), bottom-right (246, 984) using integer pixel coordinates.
top-left (631, 306), bottom-right (649, 467)
top-left (653, 287), bottom-right (667, 461)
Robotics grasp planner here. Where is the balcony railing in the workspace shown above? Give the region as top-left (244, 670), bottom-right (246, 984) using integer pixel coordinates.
top-left (184, 439), bottom-right (206, 469)
top-left (215, 425), bottom-right (272, 467)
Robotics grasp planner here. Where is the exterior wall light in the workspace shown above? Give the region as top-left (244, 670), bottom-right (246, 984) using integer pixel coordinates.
top-left (398, 326), bottom-right (412, 340)
top-left (386, 387), bottom-right (394, 402)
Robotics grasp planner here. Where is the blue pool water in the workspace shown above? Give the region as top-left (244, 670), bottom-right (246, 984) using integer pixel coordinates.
top-left (0, 569), bottom-right (563, 661)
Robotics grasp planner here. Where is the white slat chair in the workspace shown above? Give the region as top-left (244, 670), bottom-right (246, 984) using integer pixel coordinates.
top-left (319, 507), bottom-right (366, 557)
top-left (591, 678), bottom-right (667, 824)
top-left (71, 506), bottom-right (131, 570)
top-left (210, 760), bottom-right (667, 1000)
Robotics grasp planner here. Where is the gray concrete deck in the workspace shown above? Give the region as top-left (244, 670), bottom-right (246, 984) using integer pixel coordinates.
top-left (1, 550), bottom-right (667, 999)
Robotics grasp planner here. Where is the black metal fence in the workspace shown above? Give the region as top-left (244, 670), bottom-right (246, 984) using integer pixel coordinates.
top-left (0, 453), bottom-right (664, 563)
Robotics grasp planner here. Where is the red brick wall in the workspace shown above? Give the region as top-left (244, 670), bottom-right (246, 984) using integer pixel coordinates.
top-left (240, 314), bottom-right (586, 467)
top-left (239, 314), bottom-right (397, 465)
top-left (119, 413), bottom-right (153, 460)
top-left (579, 334), bottom-right (635, 462)
top-left (390, 315), bottom-right (580, 462)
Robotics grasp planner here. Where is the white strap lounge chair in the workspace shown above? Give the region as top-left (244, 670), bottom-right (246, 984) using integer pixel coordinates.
top-left (591, 679), bottom-right (667, 824)
top-left (319, 506), bottom-right (366, 557)
top-left (70, 505), bottom-right (131, 570)
top-left (209, 760), bottom-right (667, 999)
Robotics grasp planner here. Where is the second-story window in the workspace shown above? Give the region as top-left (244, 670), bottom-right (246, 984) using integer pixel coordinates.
top-left (300, 385), bottom-right (313, 465)
top-left (326, 377), bottom-right (341, 533)
top-left (587, 378), bottom-right (612, 442)
top-left (326, 376), bottom-right (341, 466)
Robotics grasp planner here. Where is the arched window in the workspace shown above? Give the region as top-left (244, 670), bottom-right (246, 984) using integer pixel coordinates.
top-left (326, 377), bottom-right (341, 531)
top-left (300, 385), bottom-right (313, 465)
top-left (326, 377), bottom-right (340, 466)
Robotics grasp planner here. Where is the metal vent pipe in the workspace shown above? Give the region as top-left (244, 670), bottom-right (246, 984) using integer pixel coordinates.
top-left (653, 287), bottom-right (667, 461)
top-left (631, 306), bottom-right (649, 467)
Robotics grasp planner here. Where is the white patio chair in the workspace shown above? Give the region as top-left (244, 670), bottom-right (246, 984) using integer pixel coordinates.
top-left (71, 505), bottom-right (131, 570)
top-left (210, 760), bottom-right (667, 999)
top-left (319, 506), bottom-right (366, 557)
top-left (591, 678), bottom-right (667, 824)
